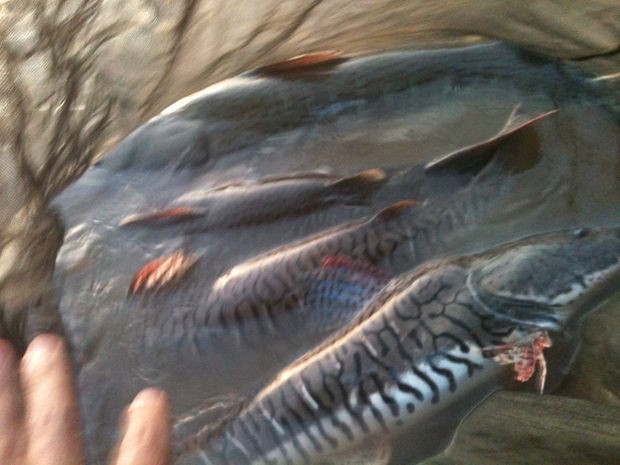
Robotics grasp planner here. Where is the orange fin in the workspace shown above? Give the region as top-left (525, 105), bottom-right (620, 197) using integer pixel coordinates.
top-left (248, 51), bottom-right (348, 80)
top-left (120, 207), bottom-right (203, 227)
top-left (425, 106), bottom-right (558, 173)
top-left (375, 199), bottom-right (418, 221)
top-left (128, 250), bottom-right (197, 294)
top-left (329, 168), bottom-right (387, 205)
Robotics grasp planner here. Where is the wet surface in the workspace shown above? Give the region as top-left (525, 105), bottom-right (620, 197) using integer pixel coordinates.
top-left (0, 2), bottom-right (619, 464)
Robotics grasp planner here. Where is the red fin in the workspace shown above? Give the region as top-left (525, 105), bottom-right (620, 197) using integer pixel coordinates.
top-left (425, 107), bottom-right (558, 172)
top-left (120, 207), bottom-right (202, 227)
top-left (320, 255), bottom-right (391, 283)
top-left (249, 51), bottom-right (348, 79)
top-left (128, 250), bottom-right (197, 294)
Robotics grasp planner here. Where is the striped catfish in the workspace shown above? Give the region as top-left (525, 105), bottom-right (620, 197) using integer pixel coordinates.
top-left (175, 227), bottom-right (620, 465)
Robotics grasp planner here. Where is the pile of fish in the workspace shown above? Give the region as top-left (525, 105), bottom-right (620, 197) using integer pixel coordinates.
top-left (41, 43), bottom-right (619, 464)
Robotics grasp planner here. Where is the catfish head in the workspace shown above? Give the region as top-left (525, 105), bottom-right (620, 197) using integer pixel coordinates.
top-left (467, 227), bottom-right (620, 331)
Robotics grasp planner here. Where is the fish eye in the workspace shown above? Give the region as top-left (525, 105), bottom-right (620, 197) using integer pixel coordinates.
top-left (573, 228), bottom-right (588, 239)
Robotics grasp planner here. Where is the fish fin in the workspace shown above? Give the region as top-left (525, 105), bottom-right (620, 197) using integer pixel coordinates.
top-left (128, 250), bottom-right (197, 294)
top-left (329, 168), bottom-right (387, 205)
top-left (120, 207), bottom-right (204, 227)
top-left (172, 394), bottom-right (247, 457)
top-left (424, 106), bottom-right (558, 173)
top-left (304, 255), bottom-right (390, 332)
top-left (246, 51), bottom-right (349, 80)
top-left (389, 382), bottom-right (502, 465)
top-left (260, 170), bottom-right (335, 182)
top-left (540, 328), bottom-right (582, 393)
top-left (375, 199), bottom-right (419, 221)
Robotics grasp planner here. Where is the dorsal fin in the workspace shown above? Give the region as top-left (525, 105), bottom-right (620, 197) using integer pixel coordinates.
top-left (424, 106), bottom-right (558, 173)
top-left (375, 199), bottom-right (419, 221)
top-left (247, 51), bottom-right (348, 80)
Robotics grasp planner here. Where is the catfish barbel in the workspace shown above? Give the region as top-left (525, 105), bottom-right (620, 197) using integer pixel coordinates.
top-left (176, 227), bottom-right (620, 465)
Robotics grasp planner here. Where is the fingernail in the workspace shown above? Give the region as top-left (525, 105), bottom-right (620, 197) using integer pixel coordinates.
top-left (129, 387), bottom-right (166, 412)
top-left (22, 334), bottom-right (64, 372)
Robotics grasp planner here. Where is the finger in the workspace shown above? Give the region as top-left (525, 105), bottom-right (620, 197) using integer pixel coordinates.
top-left (111, 388), bottom-right (171, 465)
top-left (0, 339), bottom-right (26, 464)
top-left (20, 334), bottom-right (84, 465)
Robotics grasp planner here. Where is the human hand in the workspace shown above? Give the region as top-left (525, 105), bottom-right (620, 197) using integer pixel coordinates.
top-left (0, 333), bottom-right (171, 465)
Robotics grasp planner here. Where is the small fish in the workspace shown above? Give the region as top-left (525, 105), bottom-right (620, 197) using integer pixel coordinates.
top-left (175, 227), bottom-right (620, 465)
top-left (120, 169), bottom-right (386, 230)
top-left (201, 200), bottom-right (417, 332)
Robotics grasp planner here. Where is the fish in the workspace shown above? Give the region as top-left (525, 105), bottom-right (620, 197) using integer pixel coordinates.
top-left (94, 42), bottom-right (591, 172)
top-left (43, 42), bottom-right (618, 465)
top-left (202, 199), bottom-right (416, 329)
top-left (184, 107), bottom-right (555, 336)
top-left (119, 169), bottom-right (386, 230)
top-left (174, 227), bottom-right (620, 465)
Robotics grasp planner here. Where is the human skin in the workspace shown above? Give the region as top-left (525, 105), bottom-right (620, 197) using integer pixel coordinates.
top-left (0, 334), bottom-right (171, 465)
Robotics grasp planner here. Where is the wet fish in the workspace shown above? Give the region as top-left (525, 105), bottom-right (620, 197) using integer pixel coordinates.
top-left (95, 42), bottom-right (591, 172)
top-left (43, 42), bottom-right (618, 465)
top-left (201, 200), bottom-right (417, 332)
top-left (120, 169), bottom-right (386, 230)
top-left (191, 108), bottom-right (556, 335)
top-left (176, 228), bottom-right (620, 465)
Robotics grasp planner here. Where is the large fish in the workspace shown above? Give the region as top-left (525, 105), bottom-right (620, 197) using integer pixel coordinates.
top-left (95, 42), bottom-right (595, 173)
top-left (174, 227), bottom-right (620, 465)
